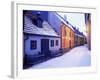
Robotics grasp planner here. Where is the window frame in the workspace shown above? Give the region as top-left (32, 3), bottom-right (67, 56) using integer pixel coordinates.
top-left (51, 40), bottom-right (54, 47)
top-left (30, 40), bottom-right (37, 50)
top-left (55, 40), bottom-right (59, 46)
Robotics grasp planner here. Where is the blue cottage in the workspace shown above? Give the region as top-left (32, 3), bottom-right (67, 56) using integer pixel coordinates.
top-left (23, 11), bottom-right (61, 61)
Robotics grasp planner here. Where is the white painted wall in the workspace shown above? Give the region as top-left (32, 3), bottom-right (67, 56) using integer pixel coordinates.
top-left (25, 35), bottom-right (60, 55)
top-left (49, 38), bottom-right (60, 51)
top-left (25, 36), bottom-right (41, 55)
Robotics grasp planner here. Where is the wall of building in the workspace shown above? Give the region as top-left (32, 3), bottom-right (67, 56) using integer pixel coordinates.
top-left (61, 22), bottom-right (74, 49)
top-left (74, 34), bottom-right (78, 47)
top-left (24, 35), bottom-right (60, 55)
top-left (48, 12), bottom-right (62, 35)
top-left (85, 13), bottom-right (91, 50)
top-left (24, 35), bottom-right (41, 55)
top-left (49, 38), bottom-right (61, 51)
top-left (87, 17), bottom-right (91, 50)
top-left (70, 30), bottom-right (75, 48)
top-left (48, 12), bottom-right (75, 49)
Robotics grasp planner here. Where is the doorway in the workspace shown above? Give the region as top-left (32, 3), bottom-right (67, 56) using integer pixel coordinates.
top-left (41, 39), bottom-right (49, 56)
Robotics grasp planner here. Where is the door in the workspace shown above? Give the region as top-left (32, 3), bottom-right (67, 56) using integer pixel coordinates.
top-left (69, 40), bottom-right (71, 48)
top-left (41, 39), bottom-right (49, 56)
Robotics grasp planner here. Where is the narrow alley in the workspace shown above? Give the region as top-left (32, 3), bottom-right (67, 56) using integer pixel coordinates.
top-left (31, 44), bottom-right (91, 68)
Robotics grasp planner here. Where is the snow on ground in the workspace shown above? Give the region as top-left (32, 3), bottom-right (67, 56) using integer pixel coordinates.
top-left (31, 44), bottom-right (91, 68)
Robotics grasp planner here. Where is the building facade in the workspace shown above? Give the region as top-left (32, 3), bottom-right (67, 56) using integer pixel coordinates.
top-left (85, 13), bottom-right (91, 50)
top-left (23, 11), bottom-right (61, 66)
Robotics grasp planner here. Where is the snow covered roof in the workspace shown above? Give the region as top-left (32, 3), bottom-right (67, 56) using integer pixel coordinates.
top-left (72, 26), bottom-right (85, 37)
top-left (55, 13), bottom-right (85, 37)
top-left (24, 16), bottom-right (59, 37)
top-left (55, 13), bottom-right (75, 31)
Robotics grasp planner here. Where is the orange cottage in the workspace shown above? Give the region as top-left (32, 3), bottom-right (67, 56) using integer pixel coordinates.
top-left (61, 22), bottom-right (74, 52)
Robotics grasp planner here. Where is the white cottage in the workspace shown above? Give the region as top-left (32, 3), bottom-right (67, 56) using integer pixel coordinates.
top-left (24, 15), bottom-right (60, 57)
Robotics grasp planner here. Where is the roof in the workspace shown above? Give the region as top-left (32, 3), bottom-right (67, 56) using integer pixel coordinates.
top-left (55, 12), bottom-right (85, 37)
top-left (72, 26), bottom-right (85, 37)
top-left (55, 13), bottom-right (75, 32)
top-left (24, 16), bottom-right (59, 37)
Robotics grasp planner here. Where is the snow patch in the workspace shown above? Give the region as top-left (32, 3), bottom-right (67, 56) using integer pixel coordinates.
top-left (24, 16), bottom-right (59, 37)
top-left (31, 45), bottom-right (91, 68)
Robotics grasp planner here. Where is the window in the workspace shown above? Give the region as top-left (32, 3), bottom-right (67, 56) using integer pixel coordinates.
top-left (51, 40), bottom-right (54, 47)
top-left (30, 40), bottom-right (37, 50)
top-left (56, 40), bottom-right (58, 46)
top-left (64, 30), bottom-right (67, 36)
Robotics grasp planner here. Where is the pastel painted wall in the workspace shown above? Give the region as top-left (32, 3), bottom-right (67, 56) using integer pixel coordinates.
top-left (24, 35), bottom-right (41, 55)
top-left (74, 34), bottom-right (78, 46)
top-left (61, 22), bottom-right (74, 49)
top-left (70, 30), bottom-right (75, 48)
top-left (24, 35), bottom-right (60, 55)
top-left (49, 38), bottom-right (60, 51)
top-left (48, 12), bottom-right (62, 35)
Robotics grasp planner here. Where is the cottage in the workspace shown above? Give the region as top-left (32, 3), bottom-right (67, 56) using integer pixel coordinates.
top-left (48, 12), bottom-right (75, 52)
top-left (72, 26), bottom-right (86, 47)
top-left (23, 11), bottom-right (61, 63)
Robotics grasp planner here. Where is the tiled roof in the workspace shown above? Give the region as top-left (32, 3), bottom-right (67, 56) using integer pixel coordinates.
top-left (24, 16), bottom-right (59, 37)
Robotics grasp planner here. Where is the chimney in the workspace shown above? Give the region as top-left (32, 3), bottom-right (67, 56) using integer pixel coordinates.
top-left (36, 12), bottom-right (43, 28)
top-left (64, 15), bottom-right (67, 20)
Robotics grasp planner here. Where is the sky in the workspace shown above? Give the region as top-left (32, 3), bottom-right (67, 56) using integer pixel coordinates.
top-left (57, 12), bottom-right (87, 36)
